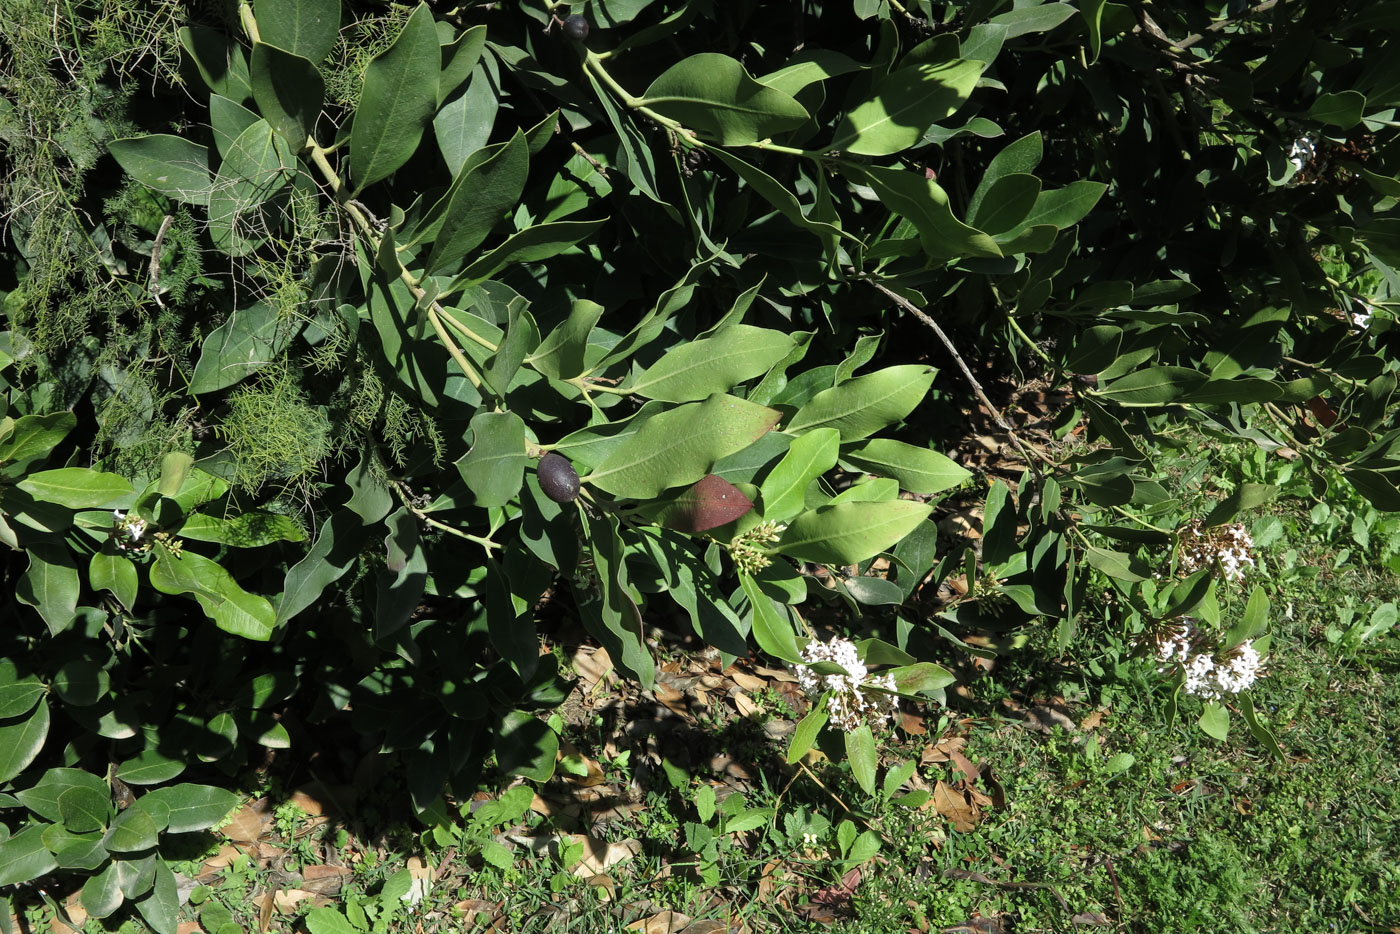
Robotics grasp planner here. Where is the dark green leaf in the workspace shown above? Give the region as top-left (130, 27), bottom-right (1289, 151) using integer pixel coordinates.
top-left (108, 136), bottom-right (211, 206)
top-left (350, 3), bottom-right (440, 191)
top-left (250, 42), bottom-right (324, 146)
top-left (844, 725), bottom-right (877, 794)
top-left (456, 411), bottom-right (527, 508)
top-left (639, 53), bottom-right (809, 145)
top-left (831, 60), bottom-right (983, 156)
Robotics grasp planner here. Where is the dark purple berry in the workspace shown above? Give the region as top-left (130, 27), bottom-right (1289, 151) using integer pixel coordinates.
top-left (537, 452), bottom-right (580, 503)
top-left (562, 14), bottom-right (589, 40)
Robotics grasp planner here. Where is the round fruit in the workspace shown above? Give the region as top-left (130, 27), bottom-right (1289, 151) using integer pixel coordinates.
top-left (562, 13), bottom-right (589, 40)
top-left (537, 452), bottom-right (580, 503)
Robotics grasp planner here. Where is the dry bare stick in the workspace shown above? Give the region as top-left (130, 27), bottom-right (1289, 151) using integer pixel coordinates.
top-left (149, 214), bottom-right (173, 309)
top-left (867, 280), bottom-right (1011, 431)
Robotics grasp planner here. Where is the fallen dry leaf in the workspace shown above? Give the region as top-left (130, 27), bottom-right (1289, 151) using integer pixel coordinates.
top-left (572, 836), bottom-right (642, 876)
top-left (753, 665), bottom-right (797, 683)
top-left (219, 803), bottom-right (267, 843)
top-left (728, 669), bottom-right (767, 692)
top-left (921, 735), bottom-right (968, 765)
top-left (933, 780), bottom-right (981, 832)
top-left (573, 646), bottom-right (619, 693)
top-left (1079, 708), bottom-right (1108, 731)
top-left (676, 922), bottom-right (729, 934)
top-left (731, 691), bottom-right (760, 717)
top-left (300, 864), bottom-right (350, 895)
top-left (627, 910), bottom-right (690, 934)
top-left (899, 710), bottom-right (928, 735)
top-left (1026, 706), bottom-right (1077, 733)
top-left (176, 924), bottom-right (205, 934)
top-left (1071, 912), bottom-right (1113, 926)
top-left (558, 740), bottom-right (607, 787)
top-left (272, 889), bottom-right (316, 913)
top-left (947, 748), bottom-right (980, 782)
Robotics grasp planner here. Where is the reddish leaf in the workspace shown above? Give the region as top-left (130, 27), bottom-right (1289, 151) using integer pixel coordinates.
top-left (657, 474), bottom-right (754, 533)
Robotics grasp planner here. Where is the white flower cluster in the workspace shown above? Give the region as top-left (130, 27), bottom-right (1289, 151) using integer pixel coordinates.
top-left (1179, 520), bottom-right (1255, 582)
top-left (797, 637), bottom-right (898, 732)
top-left (111, 510), bottom-right (149, 552)
top-left (1156, 621), bottom-right (1262, 700)
top-left (1351, 299), bottom-right (1375, 330)
top-left (1285, 132), bottom-right (1324, 186)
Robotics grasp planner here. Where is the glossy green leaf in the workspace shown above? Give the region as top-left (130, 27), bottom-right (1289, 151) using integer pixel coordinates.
top-left (90, 552), bottom-right (139, 612)
top-left (51, 659), bottom-right (110, 707)
top-left (250, 42), bottom-right (324, 146)
top-left (786, 365), bottom-right (935, 442)
top-left (1012, 181), bottom-right (1108, 232)
top-left (438, 25), bottom-right (487, 105)
top-left (494, 710), bottom-right (558, 782)
top-left (989, 2), bottom-right (1077, 38)
top-left (776, 501), bottom-right (932, 565)
top-left (739, 571), bottom-right (804, 664)
top-left (966, 173), bottom-right (1041, 235)
top-left (0, 411), bottom-right (75, 471)
top-left (103, 807), bottom-right (159, 852)
top-left (842, 438), bottom-right (969, 494)
top-left (831, 60), bottom-right (982, 156)
top-left (116, 750), bottom-right (187, 786)
top-left (757, 50), bottom-right (863, 96)
top-left (82, 861), bottom-right (126, 918)
top-left (139, 784), bottom-right (241, 833)
top-left (638, 53), bottom-right (808, 145)
top-left (0, 659), bottom-right (45, 718)
top-left (760, 427), bottom-right (839, 523)
top-left (58, 784), bottom-right (112, 833)
top-left (108, 136), bottom-right (211, 206)
top-left (17, 468), bottom-right (133, 508)
top-left (46, 826), bottom-right (110, 871)
top-left (842, 575), bottom-right (905, 606)
top-left (887, 662), bottom-right (955, 696)
top-left (14, 768), bottom-right (108, 821)
top-left (631, 325), bottom-right (795, 402)
top-left (0, 826), bottom-right (58, 887)
top-left (427, 130), bottom-right (529, 276)
top-left (16, 542), bottom-right (80, 635)
top-left (1309, 90), bottom-right (1365, 129)
top-left (850, 165), bottom-right (1001, 259)
top-left (254, 0), bottom-right (340, 62)
top-left (1097, 366), bottom-right (1207, 406)
top-left (150, 549), bottom-right (276, 641)
top-left (457, 411), bottom-right (527, 508)
top-left (350, 3), bottom-right (440, 191)
top-left (435, 64), bottom-right (498, 176)
top-left (189, 302), bottom-right (292, 393)
top-left (844, 724), bottom-right (878, 794)
top-left (526, 299), bottom-right (604, 380)
top-left (785, 693), bottom-right (829, 763)
top-left (1239, 693), bottom-right (1285, 760)
top-left (0, 701), bottom-right (49, 783)
top-left (1197, 700), bottom-right (1230, 741)
top-left (135, 859), bottom-right (180, 934)
top-left (177, 511), bottom-right (306, 547)
top-left (588, 394), bottom-right (782, 499)
top-left (708, 148), bottom-right (849, 253)
top-left (579, 511), bottom-right (656, 688)
top-left (179, 26), bottom-right (252, 101)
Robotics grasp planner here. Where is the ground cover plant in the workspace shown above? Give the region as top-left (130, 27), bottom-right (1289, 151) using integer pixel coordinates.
top-left (3, 0), bottom-right (1400, 931)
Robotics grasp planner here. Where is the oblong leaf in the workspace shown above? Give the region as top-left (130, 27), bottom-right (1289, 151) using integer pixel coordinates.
top-left (844, 724), bottom-right (877, 794)
top-left (350, 3), bottom-right (440, 190)
top-left (831, 60), bottom-right (983, 156)
top-left (760, 427), bottom-right (839, 522)
top-left (108, 136), bottom-right (212, 206)
top-left (631, 325), bottom-right (796, 402)
top-left (456, 410), bottom-right (527, 508)
top-left (0, 701), bottom-right (50, 784)
top-left (842, 438), bottom-right (969, 494)
top-left (588, 394), bottom-right (782, 499)
top-left (639, 53), bottom-right (808, 145)
top-left (17, 468), bottom-right (134, 508)
top-left (254, 0), bottom-right (340, 62)
top-left (149, 549), bottom-right (276, 641)
top-left (786, 365), bottom-right (936, 442)
top-left (776, 501), bottom-right (932, 565)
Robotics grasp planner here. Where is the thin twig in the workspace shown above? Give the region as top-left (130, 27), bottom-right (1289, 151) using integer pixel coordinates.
top-left (1179, 0), bottom-right (1279, 49)
top-left (867, 280), bottom-right (1012, 431)
top-left (149, 214), bottom-right (173, 309)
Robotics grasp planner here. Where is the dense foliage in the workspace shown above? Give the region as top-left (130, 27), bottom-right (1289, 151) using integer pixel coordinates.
top-left (4, 0), bottom-right (1400, 926)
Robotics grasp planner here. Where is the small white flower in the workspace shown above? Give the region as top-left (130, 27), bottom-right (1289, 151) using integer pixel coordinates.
top-left (798, 637), bottom-right (899, 732)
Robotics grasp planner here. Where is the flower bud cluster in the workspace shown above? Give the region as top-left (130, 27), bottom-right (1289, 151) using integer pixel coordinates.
top-left (1155, 620), bottom-right (1263, 700)
top-left (797, 636), bottom-right (899, 732)
top-left (730, 520), bottom-right (786, 575)
top-left (1179, 520), bottom-right (1255, 582)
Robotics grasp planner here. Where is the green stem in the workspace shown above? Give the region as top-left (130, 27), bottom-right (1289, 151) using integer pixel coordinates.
top-left (305, 143), bottom-right (494, 389)
top-left (390, 480), bottom-right (500, 553)
top-left (1109, 504), bottom-right (1174, 535)
top-left (1006, 315), bottom-right (1055, 368)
